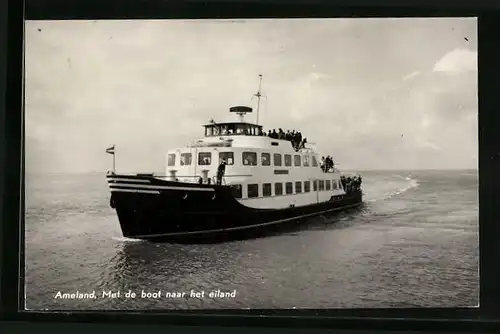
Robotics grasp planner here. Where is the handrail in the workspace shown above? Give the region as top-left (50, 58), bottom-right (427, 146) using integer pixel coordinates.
top-left (154, 174), bottom-right (253, 178)
top-left (322, 168), bottom-right (338, 173)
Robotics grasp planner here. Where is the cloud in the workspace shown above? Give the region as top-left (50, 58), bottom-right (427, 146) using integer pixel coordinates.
top-left (402, 71), bottom-right (420, 81)
top-left (419, 141), bottom-right (441, 151)
top-left (433, 48), bottom-right (477, 73)
top-left (25, 19), bottom-right (478, 172)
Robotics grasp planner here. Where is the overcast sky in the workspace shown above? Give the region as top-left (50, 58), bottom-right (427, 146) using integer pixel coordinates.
top-left (25, 18), bottom-right (477, 174)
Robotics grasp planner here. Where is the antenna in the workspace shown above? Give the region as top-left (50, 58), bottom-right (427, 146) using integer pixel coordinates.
top-left (254, 74), bottom-right (263, 125)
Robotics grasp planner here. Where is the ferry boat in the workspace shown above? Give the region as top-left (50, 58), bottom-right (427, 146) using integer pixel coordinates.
top-left (106, 76), bottom-right (363, 242)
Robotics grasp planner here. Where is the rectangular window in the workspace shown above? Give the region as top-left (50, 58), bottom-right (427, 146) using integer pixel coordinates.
top-left (167, 154), bottom-right (176, 166)
top-left (304, 181), bottom-right (310, 192)
top-left (219, 152), bottom-right (234, 165)
top-left (273, 153), bottom-right (282, 166)
top-left (275, 183), bottom-right (283, 196)
top-left (303, 156), bottom-right (310, 167)
top-left (285, 182), bottom-right (293, 194)
top-left (284, 154), bottom-right (292, 167)
top-left (261, 152), bottom-right (271, 166)
top-left (242, 152), bottom-right (257, 166)
top-left (248, 184), bottom-right (259, 198)
top-left (263, 183), bottom-right (272, 197)
top-left (319, 180), bottom-right (325, 191)
top-left (295, 181), bottom-right (302, 193)
top-left (312, 156), bottom-right (318, 167)
top-left (332, 180), bottom-right (338, 190)
top-left (325, 180), bottom-right (331, 190)
top-left (198, 152), bottom-right (212, 165)
top-left (180, 153), bottom-right (192, 166)
top-left (313, 180), bottom-right (318, 191)
top-left (294, 155), bottom-right (301, 167)
top-left (231, 184), bottom-right (242, 199)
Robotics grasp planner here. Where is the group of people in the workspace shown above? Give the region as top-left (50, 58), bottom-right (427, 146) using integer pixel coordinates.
top-left (265, 128), bottom-right (308, 151)
top-left (320, 156), bottom-right (335, 172)
top-left (340, 175), bottom-right (362, 193)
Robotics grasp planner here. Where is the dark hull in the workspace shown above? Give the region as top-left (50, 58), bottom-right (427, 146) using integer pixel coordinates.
top-left (107, 174), bottom-right (363, 243)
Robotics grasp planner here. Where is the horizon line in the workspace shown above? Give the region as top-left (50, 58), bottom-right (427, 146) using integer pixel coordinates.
top-left (25, 168), bottom-right (479, 176)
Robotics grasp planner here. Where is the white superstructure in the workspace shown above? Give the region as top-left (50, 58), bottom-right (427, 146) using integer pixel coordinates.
top-left (164, 111), bottom-right (345, 210)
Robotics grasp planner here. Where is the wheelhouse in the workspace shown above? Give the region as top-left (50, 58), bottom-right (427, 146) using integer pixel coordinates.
top-left (203, 122), bottom-right (264, 137)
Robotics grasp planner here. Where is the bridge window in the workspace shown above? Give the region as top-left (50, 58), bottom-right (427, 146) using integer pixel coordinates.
top-left (231, 184), bottom-right (242, 199)
top-left (242, 152), bottom-right (257, 166)
top-left (319, 180), bottom-right (325, 191)
top-left (275, 183), bottom-right (283, 196)
top-left (304, 181), bottom-right (310, 192)
top-left (180, 153), bottom-right (192, 166)
top-left (295, 181), bottom-right (302, 193)
top-left (261, 153), bottom-right (271, 166)
top-left (332, 180), bottom-right (338, 190)
top-left (273, 153), bottom-right (282, 166)
top-left (303, 156), bottom-right (310, 167)
top-left (205, 126), bottom-right (214, 136)
top-left (325, 180), bottom-right (331, 190)
top-left (167, 154), bottom-right (176, 166)
top-left (285, 182), bottom-right (293, 194)
top-left (198, 152), bottom-right (212, 165)
top-left (248, 184), bottom-right (259, 198)
top-left (313, 180), bottom-right (317, 191)
top-left (312, 156), bottom-right (318, 167)
top-left (284, 154), bottom-right (292, 167)
top-left (263, 183), bottom-right (272, 197)
top-left (219, 152), bottom-right (234, 165)
top-left (294, 155), bottom-right (301, 167)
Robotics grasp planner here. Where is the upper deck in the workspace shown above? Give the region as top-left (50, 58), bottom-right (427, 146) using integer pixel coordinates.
top-left (189, 133), bottom-right (313, 152)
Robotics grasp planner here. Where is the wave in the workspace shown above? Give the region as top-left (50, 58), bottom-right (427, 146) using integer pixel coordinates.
top-left (364, 176), bottom-right (420, 203)
top-left (111, 236), bottom-right (142, 243)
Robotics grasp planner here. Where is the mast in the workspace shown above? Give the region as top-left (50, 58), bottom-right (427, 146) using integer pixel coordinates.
top-left (254, 74), bottom-right (263, 125)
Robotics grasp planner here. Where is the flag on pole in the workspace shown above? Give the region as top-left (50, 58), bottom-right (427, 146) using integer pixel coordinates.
top-left (106, 145), bottom-right (115, 155)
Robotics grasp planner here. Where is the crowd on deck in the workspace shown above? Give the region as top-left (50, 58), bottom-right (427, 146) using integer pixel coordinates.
top-left (262, 128), bottom-right (307, 150)
top-left (320, 156), bottom-right (335, 172)
top-left (340, 175), bottom-right (362, 193)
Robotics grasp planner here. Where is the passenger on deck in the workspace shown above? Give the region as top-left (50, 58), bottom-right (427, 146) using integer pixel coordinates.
top-left (296, 131), bottom-right (302, 147)
top-left (301, 138), bottom-right (307, 149)
top-left (340, 176), bottom-right (347, 191)
top-left (323, 156), bottom-right (334, 172)
top-left (268, 130), bottom-right (272, 137)
top-left (216, 159), bottom-right (227, 186)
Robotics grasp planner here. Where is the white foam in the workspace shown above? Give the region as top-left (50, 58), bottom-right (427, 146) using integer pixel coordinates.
top-left (111, 236), bottom-right (142, 242)
top-left (365, 177), bottom-right (419, 203)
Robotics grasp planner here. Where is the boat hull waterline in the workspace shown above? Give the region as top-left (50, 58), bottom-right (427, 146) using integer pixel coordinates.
top-left (107, 174), bottom-right (363, 243)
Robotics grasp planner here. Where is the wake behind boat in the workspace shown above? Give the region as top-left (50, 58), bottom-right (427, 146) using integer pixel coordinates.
top-left (106, 75), bottom-right (363, 242)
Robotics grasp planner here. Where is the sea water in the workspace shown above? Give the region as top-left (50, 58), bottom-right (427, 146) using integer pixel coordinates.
top-left (24, 170), bottom-right (479, 310)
